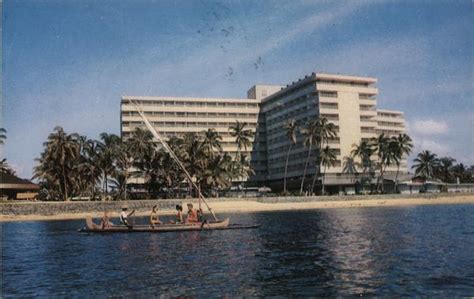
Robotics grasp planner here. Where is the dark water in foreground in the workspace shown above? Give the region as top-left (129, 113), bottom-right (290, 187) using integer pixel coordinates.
top-left (2, 204), bottom-right (474, 297)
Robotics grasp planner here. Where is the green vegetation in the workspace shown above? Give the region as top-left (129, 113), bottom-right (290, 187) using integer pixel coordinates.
top-left (320, 146), bottom-right (338, 195)
top-left (299, 118), bottom-right (338, 194)
top-left (0, 129), bottom-right (16, 176)
top-left (30, 119), bottom-right (473, 200)
top-left (33, 123), bottom-right (254, 201)
top-left (0, 159), bottom-right (16, 176)
top-left (283, 119), bottom-right (297, 194)
top-left (412, 151), bottom-right (473, 184)
top-left (0, 128), bottom-right (6, 145)
top-left (349, 133), bottom-right (414, 194)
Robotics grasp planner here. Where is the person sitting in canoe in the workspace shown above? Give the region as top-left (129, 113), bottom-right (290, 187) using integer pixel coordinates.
top-left (186, 203), bottom-right (199, 223)
top-left (150, 205), bottom-right (162, 228)
top-left (169, 204), bottom-right (183, 224)
top-left (100, 211), bottom-right (114, 229)
top-left (120, 206), bottom-right (135, 228)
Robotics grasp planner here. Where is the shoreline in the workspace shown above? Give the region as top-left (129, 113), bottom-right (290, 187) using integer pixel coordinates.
top-left (1, 194), bottom-right (473, 222)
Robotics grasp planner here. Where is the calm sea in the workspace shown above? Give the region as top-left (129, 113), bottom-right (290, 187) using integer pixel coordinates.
top-left (2, 204), bottom-right (474, 297)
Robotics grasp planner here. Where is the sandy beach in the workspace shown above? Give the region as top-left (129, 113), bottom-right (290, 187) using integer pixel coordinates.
top-left (1, 194), bottom-right (473, 222)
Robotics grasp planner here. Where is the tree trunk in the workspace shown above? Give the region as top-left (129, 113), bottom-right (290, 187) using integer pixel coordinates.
top-left (394, 163), bottom-right (400, 193)
top-left (310, 169), bottom-right (318, 195)
top-left (379, 164), bottom-right (387, 193)
top-left (283, 144), bottom-right (293, 194)
top-left (300, 144), bottom-right (312, 194)
top-left (322, 165), bottom-right (327, 195)
top-left (105, 173), bottom-right (108, 194)
top-left (310, 144), bottom-right (322, 195)
top-left (377, 158), bottom-right (383, 193)
top-left (62, 164), bottom-right (68, 201)
top-left (124, 172), bottom-right (128, 201)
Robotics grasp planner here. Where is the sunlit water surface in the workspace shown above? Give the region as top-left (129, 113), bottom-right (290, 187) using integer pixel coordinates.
top-left (2, 204), bottom-right (474, 297)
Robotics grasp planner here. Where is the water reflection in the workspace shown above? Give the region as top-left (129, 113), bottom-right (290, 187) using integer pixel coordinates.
top-left (2, 205), bottom-right (474, 297)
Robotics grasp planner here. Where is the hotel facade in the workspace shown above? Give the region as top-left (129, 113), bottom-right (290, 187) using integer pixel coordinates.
top-left (121, 72), bottom-right (406, 191)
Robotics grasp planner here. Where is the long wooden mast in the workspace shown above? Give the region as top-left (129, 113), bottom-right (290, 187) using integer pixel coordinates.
top-left (131, 101), bottom-right (219, 221)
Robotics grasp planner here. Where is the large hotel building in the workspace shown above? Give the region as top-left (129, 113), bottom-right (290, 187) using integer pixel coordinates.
top-left (121, 72), bottom-right (406, 192)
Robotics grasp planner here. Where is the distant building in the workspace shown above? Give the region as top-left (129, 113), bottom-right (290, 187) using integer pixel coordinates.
top-left (0, 173), bottom-right (39, 200)
top-left (120, 72), bottom-right (406, 191)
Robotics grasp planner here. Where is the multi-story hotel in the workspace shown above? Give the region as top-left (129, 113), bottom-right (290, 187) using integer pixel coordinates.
top-left (259, 73), bottom-right (406, 191)
top-left (120, 72), bottom-right (406, 192)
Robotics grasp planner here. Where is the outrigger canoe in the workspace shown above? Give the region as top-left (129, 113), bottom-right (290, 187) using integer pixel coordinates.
top-left (77, 105), bottom-right (260, 234)
top-left (79, 217), bottom-right (260, 233)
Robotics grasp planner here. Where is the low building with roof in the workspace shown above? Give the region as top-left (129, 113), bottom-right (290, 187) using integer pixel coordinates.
top-left (0, 173), bottom-right (40, 200)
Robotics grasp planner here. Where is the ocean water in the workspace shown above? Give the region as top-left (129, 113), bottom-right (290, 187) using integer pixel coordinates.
top-left (2, 204), bottom-right (474, 297)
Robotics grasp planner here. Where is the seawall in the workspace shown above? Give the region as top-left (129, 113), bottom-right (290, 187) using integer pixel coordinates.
top-left (1, 192), bottom-right (473, 222)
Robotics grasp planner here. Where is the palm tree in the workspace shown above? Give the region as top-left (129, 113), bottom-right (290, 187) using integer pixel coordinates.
top-left (320, 146), bottom-right (337, 195)
top-left (128, 127), bottom-right (154, 165)
top-left (342, 156), bottom-right (358, 183)
top-left (97, 133), bottom-right (121, 195)
top-left (0, 159), bottom-right (16, 175)
top-left (201, 154), bottom-right (232, 196)
top-left (128, 127), bottom-right (155, 193)
top-left (434, 157), bottom-right (456, 183)
top-left (34, 127), bottom-right (80, 201)
top-left (451, 163), bottom-right (470, 183)
top-left (412, 150), bottom-right (439, 191)
top-left (0, 128), bottom-right (6, 145)
top-left (229, 121), bottom-right (255, 186)
top-left (112, 139), bottom-right (134, 200)
top-left (299, 120), bottom-right (319, 194)
top-left (235, 153), bottom-right (256, 181)
top-left (351, 140), bottom-right (375, 192)
top-left (283, 119), bottom-right (297, 194)
top-left (310, 118), bottom-right (338, 194)
top-left (202, 129), bottom-right (223, 154)
top-left (317, 118), bottom-right (338, 146)
top-left (229, 121), bottom-right (254, 156)
top-left (74, 137), bottom-right (101, 199)
top-left (392, 134), bottom-right (413, 191)
top-left (371, 134), bottom-right (391, 193)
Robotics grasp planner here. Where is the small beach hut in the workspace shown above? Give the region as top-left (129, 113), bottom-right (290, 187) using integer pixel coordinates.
top-left (0, 173), bottom-right (40, 200)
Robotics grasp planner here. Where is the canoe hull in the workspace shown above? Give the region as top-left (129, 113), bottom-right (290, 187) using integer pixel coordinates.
top-left (79, 217), bottom-right (232, 233)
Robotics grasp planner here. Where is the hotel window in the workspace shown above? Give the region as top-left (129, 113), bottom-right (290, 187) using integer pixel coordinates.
top-left (359, 94), bottom-right (375, 100)
top-left (319, 91), bottom-right (338, 98)
top-left (320, 103), bottom-right (338, 109)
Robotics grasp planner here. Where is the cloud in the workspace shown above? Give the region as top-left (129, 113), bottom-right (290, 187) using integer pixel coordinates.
top-left (230, 1), bottom-right (370, 68)
top-left (412, 119), bottom-right (449, 136)
top-left (415, 139), bottom-right (451, 156)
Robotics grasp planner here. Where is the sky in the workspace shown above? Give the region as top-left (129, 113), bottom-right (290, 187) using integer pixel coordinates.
top-left (2, 0), bottom-right (473, 179)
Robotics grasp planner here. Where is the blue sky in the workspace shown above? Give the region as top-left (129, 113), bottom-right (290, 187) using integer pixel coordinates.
top-left (2, 0), bottom-right (473, 178)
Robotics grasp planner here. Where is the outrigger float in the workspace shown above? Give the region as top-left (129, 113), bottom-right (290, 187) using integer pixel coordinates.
top-left (79, 101), bottom-right (259, 234)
